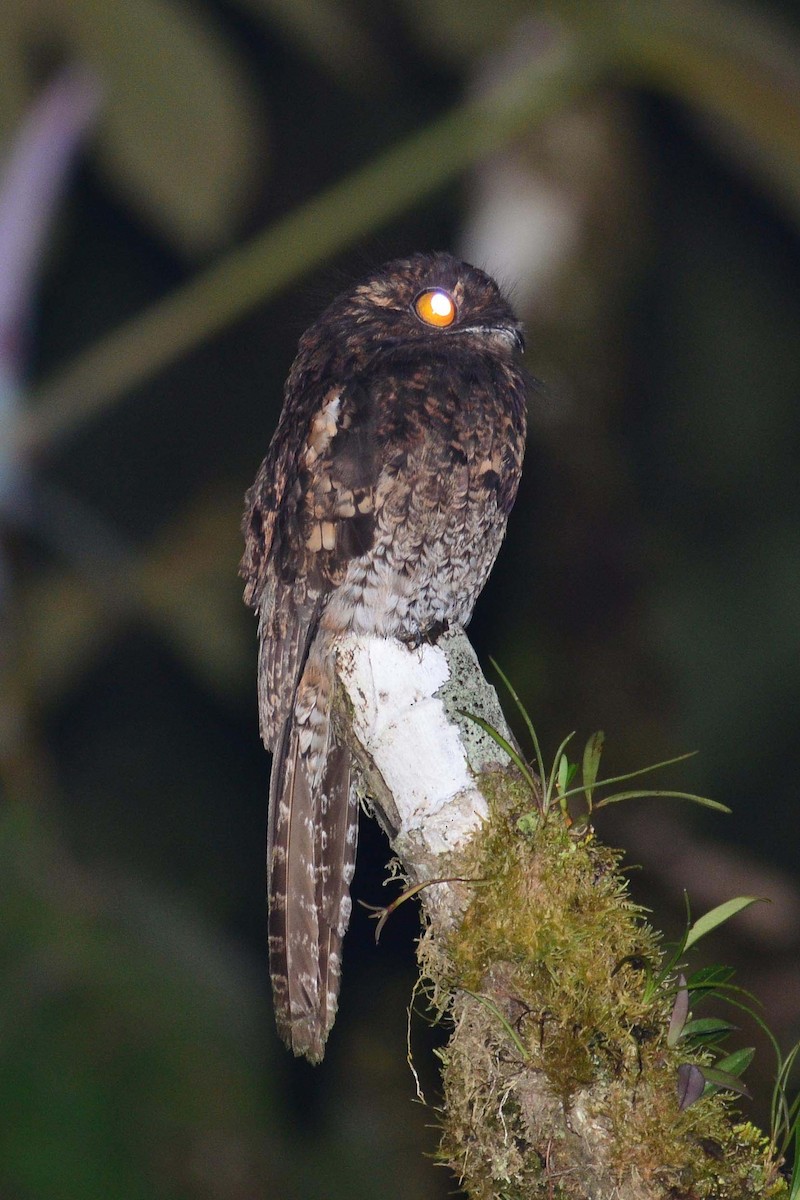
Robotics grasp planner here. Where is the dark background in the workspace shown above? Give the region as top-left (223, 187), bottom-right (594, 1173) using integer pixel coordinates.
top-left (2, 2), bottom-right (800, 1197)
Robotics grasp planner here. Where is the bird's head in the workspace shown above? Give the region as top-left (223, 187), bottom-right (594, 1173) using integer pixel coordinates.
top-left (297, 252), bottom-right (525, 373)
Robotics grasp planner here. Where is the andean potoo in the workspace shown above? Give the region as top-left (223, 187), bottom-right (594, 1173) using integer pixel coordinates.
top-left (241, 252), bottom-right (527, 1062)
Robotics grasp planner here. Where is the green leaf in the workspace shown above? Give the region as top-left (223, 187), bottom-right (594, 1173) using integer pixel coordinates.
top-left (680, 1017), bottom-right (737, 1039)
top-left (687, 964), bottom-right (736, 990)
top-left (489, 658), bottom-right (546, 788)
top-left (702, 1065), bottom-right (753, 1099)
top-left (562, 749), bottom-right (697, 802)
top-left (788, 1116), bottom-right (800, 1200)
top-left (715, 1046), bottom-right (756, 1078)
top-left (594, 789), bottom-right (731, 813)
top-left (459, 711), bottom-right (538, 797)
top-left (581, 731), bottom-right (604, 807)
top-left (684, 897), bottom-right (765, 951)
top-left (546, 731), bottom-right (575, 808)
top-left (773, 1040), bottom-right (800, 1157)
top-left (557, 753), bottom-right (570, 795)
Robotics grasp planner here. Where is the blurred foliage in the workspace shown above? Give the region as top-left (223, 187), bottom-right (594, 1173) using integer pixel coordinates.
top-left (1, 0), bottom-right (800, 1197)
top-left (0, 0), bottom-right (263, 252)
top-left (234, 0), bottom-right (391, 90)
top-left (0, 803), bottom-right (275, 1200)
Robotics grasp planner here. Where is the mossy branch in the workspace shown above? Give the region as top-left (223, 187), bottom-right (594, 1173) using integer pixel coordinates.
top-left (332, 627), bottom-right (787, 1200)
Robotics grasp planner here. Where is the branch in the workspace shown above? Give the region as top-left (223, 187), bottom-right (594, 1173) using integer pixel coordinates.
top-left (333, 628), bottom-right (787, 1200)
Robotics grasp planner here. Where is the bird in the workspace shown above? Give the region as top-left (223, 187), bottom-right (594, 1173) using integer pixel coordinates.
top-left (241, 251), bottom-right (528, 1062)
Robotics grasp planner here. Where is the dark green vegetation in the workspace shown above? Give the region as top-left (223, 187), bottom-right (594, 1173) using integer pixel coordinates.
top-left (424, 774), bottom-right (788, 1197)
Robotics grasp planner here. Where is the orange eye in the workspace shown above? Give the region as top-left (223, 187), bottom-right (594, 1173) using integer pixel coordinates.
top-left (414, 288), bottom-right (456, 328)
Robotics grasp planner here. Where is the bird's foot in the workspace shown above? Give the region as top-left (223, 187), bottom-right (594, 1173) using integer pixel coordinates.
top-left (402, 619), bottom-right (450, 650)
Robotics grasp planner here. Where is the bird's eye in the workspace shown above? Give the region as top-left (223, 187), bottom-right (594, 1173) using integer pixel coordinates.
top-left (414, 288), bottom-right (457, 328)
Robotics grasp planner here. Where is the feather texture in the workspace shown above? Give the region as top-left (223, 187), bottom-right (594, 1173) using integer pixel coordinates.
top-left (242, 253), bottom-right (527, 1061)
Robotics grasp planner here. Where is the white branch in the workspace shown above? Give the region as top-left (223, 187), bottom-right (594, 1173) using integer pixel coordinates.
top-left (333, 627), bottom-right (515, 921)
top-left (331, 626), bottom-right (779, 1199)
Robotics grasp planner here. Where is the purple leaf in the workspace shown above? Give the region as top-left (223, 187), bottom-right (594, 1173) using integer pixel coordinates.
top-left (667, 973), bottom-right (689, 1047)
top-left (677, 1062), bottom-right (705, 1110)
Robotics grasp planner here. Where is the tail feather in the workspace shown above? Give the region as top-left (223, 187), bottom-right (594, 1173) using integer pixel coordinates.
top-left (268, 718), bottom-right (322, 1058)
top-left (316, 744), bottom-right (358, 1043)
top-left (267, 646), bottom-right (358, 1063)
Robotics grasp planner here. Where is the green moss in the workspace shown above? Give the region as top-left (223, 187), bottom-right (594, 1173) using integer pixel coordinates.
top-left (420, 769), bottom-right (789, 1199)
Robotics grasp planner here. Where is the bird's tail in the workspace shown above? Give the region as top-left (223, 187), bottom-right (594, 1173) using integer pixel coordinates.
top-left (267, 645), bottom-right (358, 1062)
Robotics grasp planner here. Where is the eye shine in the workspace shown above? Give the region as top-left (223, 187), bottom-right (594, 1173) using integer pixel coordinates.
top-left (414, 287), bottom-right (457, 327)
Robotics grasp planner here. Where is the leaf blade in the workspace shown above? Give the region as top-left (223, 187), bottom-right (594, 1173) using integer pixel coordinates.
top-left (581, 731), bottom-right (604, 807)
top-left (684, 898), bottom-right (765, 951)
top-left (677, 1062), bottom-right (706, 1110)
top-left (593, 789), bottom-right (731, 813)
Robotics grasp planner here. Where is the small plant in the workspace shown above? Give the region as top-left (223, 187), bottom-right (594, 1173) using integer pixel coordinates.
top-left (658, 899), bottom-right (762, 1100)
top-left (463, 659), bottom-right (731, 829)
top-left (660, 910), bottom-right (800, 1194)
top-left (772, 1038), bottom-right (800, 1198)
top-left (462, 664), bottom-right (800, 1190)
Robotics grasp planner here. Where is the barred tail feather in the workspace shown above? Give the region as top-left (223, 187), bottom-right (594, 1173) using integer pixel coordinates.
top-left (316, 744), bottom-right (358, 1045)
top-left (267, 716), bottom-right (323, 1060)
top-left (267, 648), bottom-right (358, 1063)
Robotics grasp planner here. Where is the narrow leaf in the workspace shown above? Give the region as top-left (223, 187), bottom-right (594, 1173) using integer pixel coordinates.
top-left (775, 1042), bottom-right (800, 1153)
top-left (581, 731), bottom-right (604, 807)
top-left (562, 749), bottom-right (697, 801)
top-left (684, 897), bottom-right (765, 951)
top-left (667, 975), bottom-right (689, 1047)
top-left (677, 1063), bottom-right (705, 1110)
top-left (488, 657), bottom-right (547, 788)
top-left (702, 1066), bottom-right (753, 1099)
top-left (687, 964), bottom-right (736, 990)
top-left (715, 1046), bottom-right (756, 1078)
top-left (557, 753), bottom-right (570, 795)
top-left (546, 731), bottom-right (575, 807)
top-left (461, 990), bottom-right (529, 1061)
top-left (459, 711), bottom-right (537, 796)
top-left (594, 789), bottom-right (731, 813)
top-left (788, 1117), bottom-right (800, 1200)
top-left (680, 1018), bottom-right (737, 1039)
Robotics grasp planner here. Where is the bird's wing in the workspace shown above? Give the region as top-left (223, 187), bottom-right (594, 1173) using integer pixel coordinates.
top-left (241, 377), bottom-right (377, 746)
top-left (242, 373), bottom-right (381, 1060)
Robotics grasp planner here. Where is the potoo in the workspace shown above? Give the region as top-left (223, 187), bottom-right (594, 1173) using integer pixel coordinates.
top-left (241, 252), bottom-right (527, 1062)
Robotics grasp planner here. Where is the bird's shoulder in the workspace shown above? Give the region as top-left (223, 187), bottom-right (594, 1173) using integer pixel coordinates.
top-left (240, 369), bottom-right (379, 605)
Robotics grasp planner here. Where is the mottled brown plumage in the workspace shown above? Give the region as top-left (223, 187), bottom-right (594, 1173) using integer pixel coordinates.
top-left (241, 252), bottom-right (527, 1062)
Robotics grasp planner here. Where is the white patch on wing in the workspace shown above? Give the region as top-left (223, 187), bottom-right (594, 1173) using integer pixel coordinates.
top-left (304, 387), bottom-right (343, 463)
